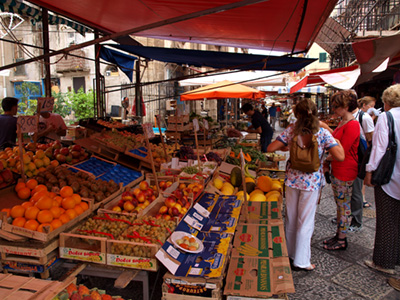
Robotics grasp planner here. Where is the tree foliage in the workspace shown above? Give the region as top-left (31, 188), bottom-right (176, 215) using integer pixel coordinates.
top-left (15, 82), bottom-right (40, 115)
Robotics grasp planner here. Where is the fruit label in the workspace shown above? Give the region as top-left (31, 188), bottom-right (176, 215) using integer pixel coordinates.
top-left (166, 245), bottom-right (180, 259)
top-left (17, 116), bottom-right (37, 133)
top-left (192, 211), bottom-right (204, 221)
top-left (194, 203), bottom-right (210, 218)
top-left (193, 118), bottom-right (199, 132)
top-left (60, 247), bottom-right (106, 264)
top-left (184, 215), bottom-right (203, 231)
top-left (107, 254), bottom-right (157, 271)
top-left (37, 97), bottom-right (54, 113)
top-left (143, 123), bottom-right (155, 139)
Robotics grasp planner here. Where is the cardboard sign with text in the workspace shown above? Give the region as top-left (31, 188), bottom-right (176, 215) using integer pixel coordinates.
top-left (37, 97), bottom-right (54, 113)
top-left (17, 116), bottom-right (38, 133)
top-left (231, 223), bottom-right (287, 258)
top-left (143, 123), bottom-right (155, 139)
top-left (224, 256), bottom-right (294, 297)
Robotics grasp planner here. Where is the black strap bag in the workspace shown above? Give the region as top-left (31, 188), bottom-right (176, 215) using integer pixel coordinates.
top-left (370, 111), bottom-right (397, 186)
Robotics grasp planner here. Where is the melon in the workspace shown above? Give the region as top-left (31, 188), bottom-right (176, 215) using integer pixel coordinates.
top-left (257, 176), bottom-right (273, 192)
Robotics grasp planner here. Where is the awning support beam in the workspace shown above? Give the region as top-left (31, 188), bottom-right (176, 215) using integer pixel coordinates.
top-left (0, 0), bottom-right (270, 72)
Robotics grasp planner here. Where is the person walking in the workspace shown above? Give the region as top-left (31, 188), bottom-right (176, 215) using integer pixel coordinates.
top-left (0, 97), bottom-right (19, 147)
top-left (349, 96), bottom-right (375, 232)
top-left (269, 103), bottom-right (277, 130)
top-left (323, 90), bottom-right (360, 251)
top-left (267, 99), bottom-right (344, 270)
top-left (364, 84), bottom-right (400, 275)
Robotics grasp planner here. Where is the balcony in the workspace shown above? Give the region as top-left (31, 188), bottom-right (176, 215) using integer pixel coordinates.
top-left (55, 50), bottom-right (89, 73)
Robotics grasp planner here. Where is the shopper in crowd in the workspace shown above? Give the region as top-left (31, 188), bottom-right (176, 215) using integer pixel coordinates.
top-left (364, 84), bottom-right (400, 275)
top-left (38, 111), bottom-right (67, 140)
top-left (219, 103), bottom-right (225, 121)
top-left (0, 97), bottom-right (19, 147)
top-left (261, 103), bottom-right (269, 121)
top-left (348, 96), bottom-right (375, 232)
top-left (267, 99), bottom-right (344, 271)
top-left (323, 90), bottom-right (360, 251)
top-left (269, 102), bottom-right (277, 130)
top-left (242, 103), bottom-right (273, 153)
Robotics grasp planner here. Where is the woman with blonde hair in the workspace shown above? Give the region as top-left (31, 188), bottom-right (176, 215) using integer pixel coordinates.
top-left (267, 99), bottom-right (344, 271)
top-left (364, 84), bottom-right (400, 275)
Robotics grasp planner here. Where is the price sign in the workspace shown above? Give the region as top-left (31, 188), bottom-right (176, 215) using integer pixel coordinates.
top-left (193, 118), bottom-right (199, 132)
top-left (37, 97), bottom-right (54, 113)
top-left (204, 119), bottom-right (209, 130)
top-left (17, 116), bottom-right (38, 133)
top-left (143, 123), bottom-right (155, 139)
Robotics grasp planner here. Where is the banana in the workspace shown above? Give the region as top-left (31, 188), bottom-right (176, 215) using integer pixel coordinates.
top-left (244, 164), bottom-right (255, 179)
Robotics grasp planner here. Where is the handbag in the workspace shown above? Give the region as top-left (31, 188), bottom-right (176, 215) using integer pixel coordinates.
top-left (371, 111), bottom-right (397, 186)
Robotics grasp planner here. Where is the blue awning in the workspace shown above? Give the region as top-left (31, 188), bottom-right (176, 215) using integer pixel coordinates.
top-left (106, 44), bottom-right (316, 72)
top-left (99, 46), bottom-right (136, 82)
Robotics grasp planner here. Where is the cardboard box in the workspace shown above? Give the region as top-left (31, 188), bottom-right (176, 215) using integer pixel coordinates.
top-left (231, 224), bottom-right (287, 258)
top-left (224, 256), bottom-right (294, 298)
top-left (239, 201), bottom-right (282, 223)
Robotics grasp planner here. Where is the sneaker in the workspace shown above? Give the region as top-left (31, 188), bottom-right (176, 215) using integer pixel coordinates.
top-left (331, 217), bottom-right (337, 224)
top-left (348, 224), bottom-right (362, 232)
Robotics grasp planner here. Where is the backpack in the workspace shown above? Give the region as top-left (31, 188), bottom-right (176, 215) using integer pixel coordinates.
top-left (289, 132), bottom-right (320, 173)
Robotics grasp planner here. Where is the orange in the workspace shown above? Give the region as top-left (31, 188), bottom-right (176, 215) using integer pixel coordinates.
top-left (73, 205), bottom-right (84, 216)
top-left (25, 206), bottom-right (40, 220)
top-left (35, 196), bottom-right (53, 210)
top-left (51, 200), bottom-right (60, 207)
top-left (15, 182), bottom-right (26, 192)
top-left (21, 201), bottom-right (33, 209)
top-left (71, 194), bottom-right (81, 205)
top-left (54, 196), bottom-right (63, 205)
top-left (12, 217), bottom-right (26, 227)
top-left (48, 192), bottom-right (57, 199)
top-left (31, 190), bottom-right (49, 202)
top-left (37, 223), bottom-right (53, 233)
top-left (1, 208), bottom-right (11, 218)
top-left (79, 202), bottom-right (89, 211)
top-left (62, 197), bottom-right (76, 210)
top-left (10, 205), bottom-right (25, 218)
top-left (26, 179), bottom-right (38, 190)
top-left (37, 210), bottom-right (53, 224)
top-left (49, 206), bottom-right (62, 219)
top-left (50, 160), bottom-right (59, 167)
top-left (32, 184), bottom-right (47, 196)
top-left (60, 186), bottom-right (73, 198)
top-left (17, 187), bottom-right (31, 200)
top-left (50, 219), bottom-right (63, 230)
top-left (65, 209), bottom-right (77, 220)
top-left (24, 219), bottom-right (39, 231)
top-left (59, 213), bottom-right (71, 224)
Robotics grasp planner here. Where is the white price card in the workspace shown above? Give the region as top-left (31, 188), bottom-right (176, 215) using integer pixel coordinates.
top-left (17, 116), bottom-right (37, 133)
top-left (204, 119), bottom-right (209, 130)
top-left (194, 203), bottom-right (210, 218)
top-left (37, 97), bottom-right (55, 113)
top-left (193, 118), bottom-right (199, 132)
top-left (143, 123), bottom-right (155, 139)
top-left (184, 215), bottom-right (203, 231)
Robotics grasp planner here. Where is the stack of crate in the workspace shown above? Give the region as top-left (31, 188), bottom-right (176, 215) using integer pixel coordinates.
top-left (165, 115), bottom-right (193, 141)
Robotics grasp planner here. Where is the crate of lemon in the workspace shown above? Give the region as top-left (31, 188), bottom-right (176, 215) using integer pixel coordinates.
top-left (213, 174), bottom-right (282, 203)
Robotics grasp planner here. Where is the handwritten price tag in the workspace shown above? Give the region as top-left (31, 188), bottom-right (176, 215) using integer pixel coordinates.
top-left (17, 116), bottom-right (37, 133)
top-left (37, 97), bottom-right (54, 113)
top-left (143, 123), bottom-right (155, 139)
top-left (204, 119), bottom-right (209, 130)
top-left (193, 118), bottom-right (199, 132)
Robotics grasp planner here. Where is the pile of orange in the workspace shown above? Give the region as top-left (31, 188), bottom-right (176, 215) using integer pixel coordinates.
top-left (2, 182), bottom-right (89, 233)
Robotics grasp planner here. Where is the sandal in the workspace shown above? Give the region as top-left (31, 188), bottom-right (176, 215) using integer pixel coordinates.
top-left (363, 201), bottom-right (371, 208)
top-left (291, 264), bottom-right (316, 272)
top-left (323, 237), bottom-right (347, 251)
top-left (365, 260), bottom-right (395, 275)
top-left (323, 234), bottom-right (338, 245)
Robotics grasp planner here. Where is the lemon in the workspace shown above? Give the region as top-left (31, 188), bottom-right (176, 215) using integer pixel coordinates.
top-left (213, 177), bottom-right (224, 190)
top-left (245, 177), bottom-right (255, 183)
top-left (235, 191), bottom-right (250, 201)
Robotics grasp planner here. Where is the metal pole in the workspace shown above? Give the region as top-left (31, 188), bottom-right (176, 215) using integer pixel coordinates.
top-left (94, 31), bottom-right (102, 118)
top-left (135, 60), bottom-right (141, 119)
top-left (41, 8), bottom-right (51, 97)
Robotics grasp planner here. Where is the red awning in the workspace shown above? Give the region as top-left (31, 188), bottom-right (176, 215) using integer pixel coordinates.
top-left (27, 0), bottom-right (337, 53)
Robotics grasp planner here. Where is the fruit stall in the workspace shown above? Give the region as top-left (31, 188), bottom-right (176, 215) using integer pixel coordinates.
top-left (0, 115), bottom-right (293, 300)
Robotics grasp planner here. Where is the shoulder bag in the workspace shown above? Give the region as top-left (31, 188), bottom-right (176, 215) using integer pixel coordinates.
top-left (371, 111), bottom-right (397, 186)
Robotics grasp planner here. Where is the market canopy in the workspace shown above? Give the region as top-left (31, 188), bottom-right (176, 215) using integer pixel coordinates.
top-left (106, 44), bottom-right (316, 72)
top-left (180, 80), bottom-right (265, 101)
top-left (26, 0), bottom-right (337, 53)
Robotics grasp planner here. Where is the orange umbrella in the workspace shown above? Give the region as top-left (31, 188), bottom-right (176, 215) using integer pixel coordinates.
top-left (180, 80), bottom-right (265, 101)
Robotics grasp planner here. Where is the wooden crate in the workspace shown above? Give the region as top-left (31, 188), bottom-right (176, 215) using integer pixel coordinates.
top-left (1, 199), bottom-right (94, 242)
top-left (168, 115), bottom-right (190, 123)
top-left (162, 284), bottom-right (222, 300)
top-left (167, 123), bottom-right (193, 132)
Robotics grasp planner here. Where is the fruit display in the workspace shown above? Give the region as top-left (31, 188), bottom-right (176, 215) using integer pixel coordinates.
top-left (33, 165), bottom-right (120, 203)
top-left (97, 119), bottom-right (130, 129)
top-left (55, 282), bottom-right (125, 300)
top-left (265, 152), bottom-right (286, 161)
top-left (109, 180), bottom-right (158, 214)
top-left (175, 235), bottom-right (200, 251)
top-left (129, 144), bottom-right (174, 164)
top-left (0, 168), bottom-right (15, 189)
top-left (91, 131), bottom-right (144, 151)
top-left (226, 144), bottom-right (267, 168)
top-left (2, 180), bottom-right (90, 234)
top-left (176, 146), bottom-right (223, 164)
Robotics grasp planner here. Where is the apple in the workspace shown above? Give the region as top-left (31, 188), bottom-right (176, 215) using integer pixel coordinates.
top-left (60, 147), bottom-right (69, 156)
top-left (139, 181), bottom-right (149, 191)
top-left (158, 205), bottom-right (168, 214)
top-left (192, 187), bottom-right (200, 195)
top-left (52, 141), bottom-right (62, 150)
top-left (71, 144), bottom-right (81, 152)
top-left (117, 199), bottom-right (125, 208)
top-left (137, 192), bottom-right (146, 203)
top-left (155, 214), bottom-right (162, 219)
top-left (53, 149), bottom-right (60, 156)
top-left (159, 181), bottom-right (166, 190)
top-left (143, 200), bottom-right (150, 207)
top-left (181, 207), bottom-right (188, 214)
top-left (173, 189), bottom-right (183, 199)
top-left (185, 201), bottom-right (191, 209)
top-left (123, 201), bottom-right (135, 212)
top-left (164, 196), bottom-right (176, 208)
top-left (168, 206), bottom-right (180, 217)
top-left (131, 198), bottom-right (139, 207)
top-left (45, 148), bottom-right (53, 158)
top-left (179, 183), bottom-right (186, 190)
top-left (132, 188), bottom-right (141, 197)
top-left (163, 214), bottom-right (172, 221)
top-left (166, 181), bottom-right (173, 188)
top-left (71, 151), bottom-right (81, 158)
top-left (55, 154), bottom-right (66, 163)
top-left (177, 198), bottom-right (187, 208)
top-left (150, 195), bottom-right (156, 202)
top-left (112, 206), bottom-right (122, 212)
top-left (121, 191), bottom-right (133, 201)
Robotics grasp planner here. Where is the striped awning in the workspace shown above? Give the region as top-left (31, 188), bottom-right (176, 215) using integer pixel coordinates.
top-left (0, 0), bottom-right (91, 35)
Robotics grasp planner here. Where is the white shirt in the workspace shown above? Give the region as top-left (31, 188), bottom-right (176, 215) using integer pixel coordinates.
top-left (366, 107), bottom-right (400, 200)
top-left (39, 113), bottom-right (67, 140)
top-left (353, 109), bottom-right (374, 141)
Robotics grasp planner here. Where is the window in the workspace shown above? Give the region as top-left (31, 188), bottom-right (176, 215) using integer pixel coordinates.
top-left (319, 52), bottom-right (327, 63)
top-left (73, 77), bottom-right (85, 93)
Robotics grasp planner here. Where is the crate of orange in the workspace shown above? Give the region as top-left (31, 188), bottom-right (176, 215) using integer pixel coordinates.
top-left (1, 180), bottom-right (94, 242)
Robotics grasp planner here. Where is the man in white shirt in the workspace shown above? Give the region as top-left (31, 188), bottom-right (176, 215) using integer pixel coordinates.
top-left (38, 112), bottom-right (67, 140)
top-left (349, 107), bottom-right (374, 231)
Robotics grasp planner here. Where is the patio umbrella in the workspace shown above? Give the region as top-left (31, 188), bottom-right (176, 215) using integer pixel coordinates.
top-left (180, 80), bottom-right (265, 101)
